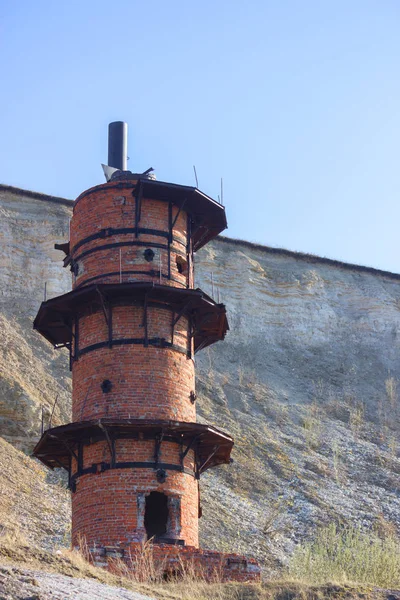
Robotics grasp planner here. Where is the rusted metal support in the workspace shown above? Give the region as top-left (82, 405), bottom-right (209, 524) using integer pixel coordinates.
top-left (111, 438), bottom-right (116, 468)
top-left (186, 214), bottom-right (191, 289)
top-left (198, 481), bottom-right (202, 518)
top-left (80, 379), bottom-right (94, 420)
top-left (143, 293), bottom-right (148, 347)
top-left (172, 199), bottom-right (186, 232)
top-left (154, 431), bottom-right (164, 468)
top-left (134, 181), bottom-right (143, 238)
top-left (186, 215), bottom-right (191, 255)
top-left (78, 441), bottom-right (83, 474)
top-left (179, 437), bottom-right (184, 469)
top-left (98, 423), bottom-right (115, 467)
top-left (63, 321), bottom-right (75, 340)
top-left (180, 434), bottom-right (201, 470)
top-left (194, 446), bottom-right (201, 480)
top-left (54, 341), bottom-right (72, 350)
top-left (171, 311), bottom-right (175, 345)
top-left (168, 201), bottom-right (172, 280)
top-left (55, 437), bottom-right (79, 463)
top-left (74, 315), bottom-right (79, 360)
top-left (172, 299), bottom-right (193, 328)
top-left (194, 226), bottom-right (209, 253)
top-left (108, 303), bottom-right (113, 349)
top-left (96, 287), bottom-right (109, 327)
top-left (188, 318), bottom-right (194, 359)
top-left (68, 342), bottom-right (72, 371)
top-left (193, 312), bottom-right (214, 332)
top-left (194, 338), bottom-right (213, 354)
top-left (48, 394), bottom-right (59, 429)
top-left (199, 445), bottom-right (219, 474)
top-left (67, 455), bottom-right (73, 490)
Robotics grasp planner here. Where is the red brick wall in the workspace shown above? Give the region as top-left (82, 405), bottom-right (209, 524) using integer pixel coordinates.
top-left (72, 345), bottom-right (195, 421)
top-left (72, 304), bottom-right (195, 422)
top-left (71, 439), bottom-right (199, 548)
top-left (76, 304), bottom-right (189, 350)
top-left (70, 183), bottom-right (193, 289)
top-left (69, 180), bottom-right (200, 555)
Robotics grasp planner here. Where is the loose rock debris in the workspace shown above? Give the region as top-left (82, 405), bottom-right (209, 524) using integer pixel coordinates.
top-left (0, 565), bottom-right (154, 600)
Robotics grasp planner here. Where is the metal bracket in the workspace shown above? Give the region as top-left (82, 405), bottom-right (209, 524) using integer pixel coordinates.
top-left (98, 423), bottom-right (115, 467)
top-left (199, 445), bottom-right (219, 474)
top-left (54, 437), bottom-right (79, 463)
top-left (96, 287), bottom-right (113, 348)
top-left (172, 299), bottom-right (193, 328)
top-left (180, 434), bottom-right (201, 470)
top-left (154, 431), bottom-right (164, 468)
top-left (74, 315), bottom-right (79, 360)
top-left (96, 287), bottom-right (109, 327)
top-left (134, 181), bottom-right (143, 237)
top-left (78, 441), bottom-right (83, 474)
top-left (171, 199), bottom-right (187, 233)
top-left (108, 303), bottom-right (113, 348)
top-left (143, 293), bottom-right (148, 347)
top-left (168, 202), bottom-right (172, 279)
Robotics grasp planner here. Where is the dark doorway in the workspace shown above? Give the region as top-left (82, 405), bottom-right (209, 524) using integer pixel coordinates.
top-left (144, 492), bottom-right (168, 540)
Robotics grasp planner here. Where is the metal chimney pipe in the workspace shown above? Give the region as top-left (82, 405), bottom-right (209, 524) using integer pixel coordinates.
top-left (108, 121), bottom-right (128, 170)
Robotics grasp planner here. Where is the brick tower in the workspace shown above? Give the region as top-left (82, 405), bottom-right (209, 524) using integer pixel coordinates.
top-left (33, 123), bottom-right (260, 581)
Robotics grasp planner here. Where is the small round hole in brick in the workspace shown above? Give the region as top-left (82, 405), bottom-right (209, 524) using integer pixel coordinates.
top-left (144, 248), bottom-right (155, 262)
top-left (101, 379), bottom-right (112, 393)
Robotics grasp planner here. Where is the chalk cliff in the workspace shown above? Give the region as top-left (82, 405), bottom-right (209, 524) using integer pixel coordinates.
top-left (0, 184), bottom-right (399, 572)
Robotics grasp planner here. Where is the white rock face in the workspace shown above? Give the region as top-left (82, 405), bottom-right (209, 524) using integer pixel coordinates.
top-left (0, 185), bottom-right (399, 572)
top-left (194, 240), bottom-right (400, 567)
top-left (0, 186), bottom-right (72, 447)
top-left (196, 239), bottom-right (400, 420)
top-left (0, 186), bottom-right (72, 317)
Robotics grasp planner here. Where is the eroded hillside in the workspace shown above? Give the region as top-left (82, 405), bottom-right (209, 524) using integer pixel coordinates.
top-left (0, 184), bottom-right (399, 573)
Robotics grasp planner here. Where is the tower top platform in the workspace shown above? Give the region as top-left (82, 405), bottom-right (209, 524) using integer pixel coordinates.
top-left (74, 177), bottom-right (227, 253)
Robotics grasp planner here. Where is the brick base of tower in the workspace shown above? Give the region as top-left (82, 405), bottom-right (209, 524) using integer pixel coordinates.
top-left (89, 543), bottom-right (261, 582)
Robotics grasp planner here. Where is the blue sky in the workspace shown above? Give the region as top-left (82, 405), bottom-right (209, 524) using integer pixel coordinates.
top-left (1, 1), bottom-right (399, 272)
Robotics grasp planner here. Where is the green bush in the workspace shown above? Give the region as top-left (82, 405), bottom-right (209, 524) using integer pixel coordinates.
top-left (288, 523), bottom-right (400, 586)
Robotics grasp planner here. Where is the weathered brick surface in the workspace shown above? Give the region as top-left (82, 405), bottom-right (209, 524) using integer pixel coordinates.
top-left (90, 544), bottom-right (261, 583)
top-left (72, 440), bottom-right (199, 548)
top-left (72, 345), bottom-right (195, 422)
top-left (70, 183), bottom-right (193, 289)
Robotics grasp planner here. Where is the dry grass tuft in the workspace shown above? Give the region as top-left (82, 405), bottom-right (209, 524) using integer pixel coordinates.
top-left (110, 539), bottom-right (166, 584)
top-left (288, 523), bottom-right (400, 587)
